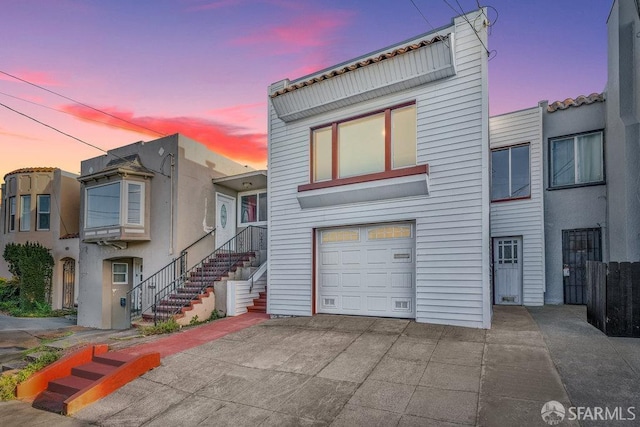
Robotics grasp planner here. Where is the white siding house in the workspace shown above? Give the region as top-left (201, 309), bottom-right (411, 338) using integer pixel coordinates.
top-left (267, 10), bottom-right (491, 328)
top-left (489, 107), bottom-right (545, 306)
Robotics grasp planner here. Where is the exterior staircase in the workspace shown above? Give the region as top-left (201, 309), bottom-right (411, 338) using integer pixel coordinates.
top-left (143, 252), bottom-right (255, 323)
top-left (17, 344), bottom-right (160, 415)
top-left (247, 275), bottom-right (267, 313)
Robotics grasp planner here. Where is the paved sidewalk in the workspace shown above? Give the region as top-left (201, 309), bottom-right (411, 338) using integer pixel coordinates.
top-left (529, 305), bottom-right (640, 427)
top-left (67, 307), bottom-right (571, 426)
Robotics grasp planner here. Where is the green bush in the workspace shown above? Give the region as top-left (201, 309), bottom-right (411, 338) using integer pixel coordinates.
top-left (2, 242), bottom-right (53, 311)
top-left (0, 351), bottom-right (60, 401)
top-left (140, 318), bottom-right (181, 335)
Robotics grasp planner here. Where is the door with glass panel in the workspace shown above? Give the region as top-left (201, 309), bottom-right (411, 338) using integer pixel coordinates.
top-left (494, 237), bottom-right (523, 305)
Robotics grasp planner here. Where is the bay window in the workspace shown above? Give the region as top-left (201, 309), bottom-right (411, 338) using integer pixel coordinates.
top-left (310, 103), bottom-right (417, 186)
top-left (85, 181), bottom-right (145, 229)
top-left (20, 195), bottom-right (31, 231)
top-left (550, 131), bottom-right (604, 188)
top-left (37, 195), bottom-right (50, 230)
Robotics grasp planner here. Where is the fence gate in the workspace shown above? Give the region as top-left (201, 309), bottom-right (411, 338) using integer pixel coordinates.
top-left (563, 228), bottom-right (602, 304)
top-left (62, 258), bottom-right (75, 309)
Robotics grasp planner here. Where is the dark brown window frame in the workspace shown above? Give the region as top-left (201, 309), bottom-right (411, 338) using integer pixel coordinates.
top-left (300, 101), bottom-right (426, 192)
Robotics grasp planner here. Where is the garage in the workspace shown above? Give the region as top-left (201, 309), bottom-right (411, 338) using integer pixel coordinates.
top-left (317, 222), bottom-right (415, 318)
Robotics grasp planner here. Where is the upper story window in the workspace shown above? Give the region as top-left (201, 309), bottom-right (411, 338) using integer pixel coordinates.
top-left (239, 191), bottom-right (267, 225)
top-left (8, 197), bottom-right (16, 232)
top-left (491, 144), bottom-right (530, 201)
top-left (19, 195), bottom-right (31, 231)
top-left (312, 103), bottom-right (417, 184)
top-left (85, 181), bottom-right (145, 229)
top-left (36, 195), bottom-right (50, 230)
top-left (550, 131), bottom-right (604, 188)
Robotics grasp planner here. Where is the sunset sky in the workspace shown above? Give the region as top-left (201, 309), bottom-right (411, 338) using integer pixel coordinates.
top-left (0, 0), bottom-right (612, 183)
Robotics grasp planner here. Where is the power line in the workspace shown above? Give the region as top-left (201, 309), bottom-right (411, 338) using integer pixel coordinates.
top-left (408, 0), bottom-right (450, 48)
top-left (442, 0), bottom-right (491, 57)
top-left (0, 101), bottom-right (166, 176)
top-left (0, 90), bottom-right (153, 134)
top-left (0, 69), bottom-right (166, 137)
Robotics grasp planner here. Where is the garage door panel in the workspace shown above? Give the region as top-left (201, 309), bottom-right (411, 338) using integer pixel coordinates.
top-left (321, 251), bottom-right (339, 266)
top-left (342, 272), bottom-right (361, 287)
top-left (318, 222), bottom-right (415, 318)
top-left (391, 272), bottom-right (413, 288)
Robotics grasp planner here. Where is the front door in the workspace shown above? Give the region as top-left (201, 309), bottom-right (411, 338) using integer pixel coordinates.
top-left (215, 193), bottom-right (236, 249)
top-left (62, 258), bottom-right (75, 309)
top-left (563, 228), bottom-right (602, 304)
top-left (494, 237), bottom-right (523, 305)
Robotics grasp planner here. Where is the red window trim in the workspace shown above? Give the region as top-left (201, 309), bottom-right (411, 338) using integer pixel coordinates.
top-left (298, 164), bottom-right (428, 192)
top-left (490, 195), bottom-right (532, 204)
top-left (309, 101), bottom-right (417, 185)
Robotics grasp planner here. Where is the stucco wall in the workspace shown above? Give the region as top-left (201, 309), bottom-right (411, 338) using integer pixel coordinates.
top-left (541, 101), bottom-right (607, 304)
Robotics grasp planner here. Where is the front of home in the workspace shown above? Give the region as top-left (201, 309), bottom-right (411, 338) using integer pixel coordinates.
top-left (77, 134), bottom-right (265, 329)
top-left (267, 10), bottom-right (492, 328)
top-left (0, 167), bottom-right (80, 310)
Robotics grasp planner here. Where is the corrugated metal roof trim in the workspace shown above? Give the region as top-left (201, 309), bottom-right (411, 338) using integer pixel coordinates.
top-left (547, 93), bottom-right (605, 113)
top-left (270, 35), bottom-right (450, 98)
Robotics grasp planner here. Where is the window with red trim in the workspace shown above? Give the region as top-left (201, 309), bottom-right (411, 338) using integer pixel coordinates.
top-left (311, 103), bottom-right (417, 185)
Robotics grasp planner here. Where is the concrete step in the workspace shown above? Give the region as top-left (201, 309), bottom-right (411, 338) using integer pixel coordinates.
top-left (2, 359), bottom-right (28, 372)
top-left (71, 361), bottom-right (117, 381)
top-left (48, 375), bottom-right (94, 396)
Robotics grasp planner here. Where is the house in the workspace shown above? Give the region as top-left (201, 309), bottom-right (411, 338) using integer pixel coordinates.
top-left (489, 106), bottom-right (545, 306)
top-left (0, 167), bottom-right (80, 310)
top-left (77, 134), bottom-right (266, 329)
top-left (492, 0), bottom-right (639, 307)
top-left (267, 10), bottom-right (492, 328)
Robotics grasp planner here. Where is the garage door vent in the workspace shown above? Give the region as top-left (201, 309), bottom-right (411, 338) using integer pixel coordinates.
top-left (394, 299), bottom-right (411, 311)
top-left (323, 298), bottom-right (336, 308)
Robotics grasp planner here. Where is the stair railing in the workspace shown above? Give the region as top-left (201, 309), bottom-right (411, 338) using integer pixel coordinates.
top-left (149, 225), bottom-right (267, 324)
top-left (126, 229), bottom-right (215, 324)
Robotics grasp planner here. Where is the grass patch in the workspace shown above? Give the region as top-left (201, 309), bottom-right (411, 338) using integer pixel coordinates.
top-left (140, 318), bottom-right (181, 336)
top-left (0, 299), bottom-right (76, 318)
top-left (0, 351), bottom-right (60, 401)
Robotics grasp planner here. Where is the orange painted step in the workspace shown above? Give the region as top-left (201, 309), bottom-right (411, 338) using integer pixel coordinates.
top-left (93, 352), bottom-right (135, 367)
top-left (72, 361), bottom-right (117, 380)
top-left (48, 375), bottom-right (94, 396)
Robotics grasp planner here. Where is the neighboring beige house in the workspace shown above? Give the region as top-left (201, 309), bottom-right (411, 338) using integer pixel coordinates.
top-left (0, 167), bottom-right (80, 310)
top-left (77, 134), bottom-right (264, 329)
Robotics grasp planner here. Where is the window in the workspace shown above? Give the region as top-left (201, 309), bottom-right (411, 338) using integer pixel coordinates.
top-left (85, 181), bottom-right (145, 229)
top-left (368, 225), bottom-right (411, 240)
top-left (491, 145), bottom-right (530, 201)
top-left (37, 195), bottom-right (50, 230)
top-left (550, 131), bottom-right (604, 188)
top-left (20, 195), bottom-right (31, 231)
top-left (321, 229), bottom-right (359, 243)
top-left (112, 263), bottom-right (128, 284)
top-left (8, 197), bottom-right (16, 232)
top-left (239, 191), bottom-right (267, 224)
top-left (311, 103), bottom-right (416, 183)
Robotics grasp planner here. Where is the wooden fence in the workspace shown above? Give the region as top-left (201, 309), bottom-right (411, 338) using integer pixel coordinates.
top-left (586, 261), bottom-right (640, 337)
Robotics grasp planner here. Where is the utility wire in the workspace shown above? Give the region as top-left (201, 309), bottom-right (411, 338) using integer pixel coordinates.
top-left (408, 0), bottom-right (450, 48)
top-left (442, 0), bottom-right (491, 57)
top-left (0, 69), bottom-right (166, 137)
top-left (0, 90), bottom-right (152, 134)
top-left (0, 101), bottom-right (167, 176)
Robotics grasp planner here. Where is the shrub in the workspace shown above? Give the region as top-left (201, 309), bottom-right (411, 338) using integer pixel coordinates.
top-left (140, 318), bottom-right (180, 335)
top-left (2, 242), bottom-right (54, 310)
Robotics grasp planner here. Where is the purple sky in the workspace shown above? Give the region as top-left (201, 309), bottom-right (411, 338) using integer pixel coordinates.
top-left (0, 0), bottom-right (612, 182)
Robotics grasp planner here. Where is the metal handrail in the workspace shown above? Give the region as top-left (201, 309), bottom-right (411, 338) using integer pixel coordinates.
top-left (248, 260), bottom-right (268, 294)
top-left (149, 225), bottom-right (267, 324)
top-left (126, 229), bottom-right (215, 323)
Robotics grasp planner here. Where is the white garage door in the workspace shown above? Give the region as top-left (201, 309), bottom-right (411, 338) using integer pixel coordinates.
top-left (317, 223), bottom-right (415, 318)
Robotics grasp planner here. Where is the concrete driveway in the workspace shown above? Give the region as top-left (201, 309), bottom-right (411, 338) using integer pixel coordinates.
top-left (0, 314), bottom-right (75, 331)
top-left (71, 307), bottom-right (572, 426)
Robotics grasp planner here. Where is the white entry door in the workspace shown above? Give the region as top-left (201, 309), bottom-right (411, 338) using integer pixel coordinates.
top-left (215, 193), bottom-right (236, 249)
top-left (317, 223), bottom-right (415, 318)
top-left (494, 237), bottom-right (523, 305)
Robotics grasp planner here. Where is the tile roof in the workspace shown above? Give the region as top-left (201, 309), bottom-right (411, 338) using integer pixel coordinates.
top-left (547, 93), bottom-right (605, 113)
top-left (4, 167), bottom-right (57, 180)
top-left (270, 35), bottom-right (450, 98)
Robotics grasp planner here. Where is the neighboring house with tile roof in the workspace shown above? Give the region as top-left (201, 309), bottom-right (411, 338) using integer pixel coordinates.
top-left (76, 134), bottom-right (266, 329)
top-left (0, 167), bottom-right (80, 310)
top-left (268, 9), bottom-right (492, 328)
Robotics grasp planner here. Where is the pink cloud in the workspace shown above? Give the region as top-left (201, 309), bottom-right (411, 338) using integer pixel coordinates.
top-left (0, 70), bottom-right (62, 86)
top-left (61, 104), bottom-right (267, 166)
top-left (206, 103), bottom-right (265, 124)
top-left (232, 10), bottom-right (353, 55)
